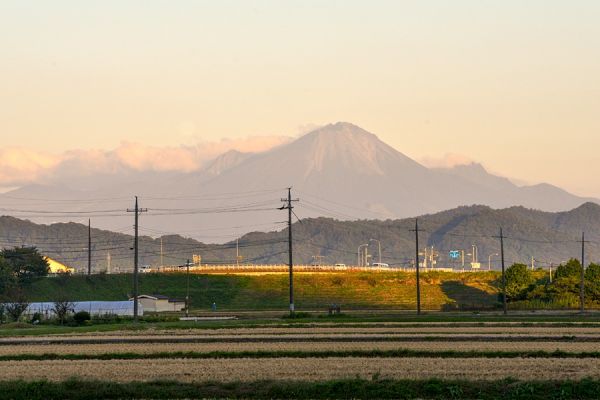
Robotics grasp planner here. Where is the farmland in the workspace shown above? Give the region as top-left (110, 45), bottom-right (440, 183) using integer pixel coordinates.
top-left (3, 317), bottom-right (600, 399)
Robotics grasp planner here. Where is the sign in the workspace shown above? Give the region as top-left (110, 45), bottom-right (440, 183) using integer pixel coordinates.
top-left (449, 250), bottom-right (461, 260)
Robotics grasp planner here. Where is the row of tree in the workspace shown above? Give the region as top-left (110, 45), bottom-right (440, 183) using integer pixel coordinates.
top-left (505, 259), bottom-right (600, 307)
top-left (0, 247), bottom-right (49, 323)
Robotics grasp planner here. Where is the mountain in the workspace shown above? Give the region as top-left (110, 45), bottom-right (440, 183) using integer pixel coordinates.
top-left (203, 150), bottom-right (252, 177)
top-left (0, 122), bottom-right (597, 240)
top-left (1, 203), bottom-right (599, 272)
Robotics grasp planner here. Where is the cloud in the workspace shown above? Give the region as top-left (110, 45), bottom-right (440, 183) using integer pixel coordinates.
top-left (0, 147), bottom-right (63, 186)
top-left (419, 153), bottom-right (476, 169)
top-left (0, 136), bottom-right (292, 187)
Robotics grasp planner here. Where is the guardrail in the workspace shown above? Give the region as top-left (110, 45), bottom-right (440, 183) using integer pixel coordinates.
top-left (150, 265), bottom-right (463, 273)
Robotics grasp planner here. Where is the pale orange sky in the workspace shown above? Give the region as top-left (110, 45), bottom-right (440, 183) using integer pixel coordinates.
top-left (1, 1), bottom-right (599, 196)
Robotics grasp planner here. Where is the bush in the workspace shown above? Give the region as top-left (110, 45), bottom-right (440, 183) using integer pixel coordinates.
top-left (91, 313), bottom-right (124, 324)
top-left (73, 311), bottom-right (91, 325)
top-left (139, 314), bottom-right (179, 323)
top-left (282, 312), bottom-right (312, 319)
top-left (30, 312), bottom-right (42, 324)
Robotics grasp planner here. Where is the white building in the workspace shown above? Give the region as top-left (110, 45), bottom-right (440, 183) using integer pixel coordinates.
top-left (131, 294), bottom-right (186, 312)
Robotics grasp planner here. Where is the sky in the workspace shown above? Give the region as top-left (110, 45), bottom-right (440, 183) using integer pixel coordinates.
top-left (1, 1), bottom-right (600, 196)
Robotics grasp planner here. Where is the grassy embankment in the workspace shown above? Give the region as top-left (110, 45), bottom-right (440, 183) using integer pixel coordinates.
top-left (25, 271), bottom-right (500, 311)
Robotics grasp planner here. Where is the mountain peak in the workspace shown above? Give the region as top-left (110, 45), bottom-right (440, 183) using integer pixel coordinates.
top-left (286, 122), bottom-right (422, 176)
top-left (305, 122), bottom-right (377, 140)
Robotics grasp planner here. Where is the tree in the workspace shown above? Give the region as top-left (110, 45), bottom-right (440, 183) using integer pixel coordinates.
top-left (4, 288), bottom-right (29, 322)
top-left (555, 259), bottom-right (582, 280)
top-left (546, 259), bottom-right (583, 306)
top-left (0, 256), bottom-right (17, 295)
top-left (0, 247), bottom-right (49, 285)
top-left (504, 263), bottom-right (533, 301)
top-left (585, 263), bottom-right (600, 302)
top-left (52, 298), bottom-right (74, 325)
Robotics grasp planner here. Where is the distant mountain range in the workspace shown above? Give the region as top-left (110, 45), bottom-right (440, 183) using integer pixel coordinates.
top-left (0, 122), bottom-right (597, 241)
top-left (1, 202), bottom-right (599, 272)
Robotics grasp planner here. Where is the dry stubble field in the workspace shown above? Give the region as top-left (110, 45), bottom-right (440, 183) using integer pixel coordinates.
top-left (2, 321), bottom-right (600, 384)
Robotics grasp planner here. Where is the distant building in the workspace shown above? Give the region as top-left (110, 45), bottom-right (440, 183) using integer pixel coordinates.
top-left (132, 294), bottom-right (186, 312)
top-left (44, 257), bottom-right (75, 274)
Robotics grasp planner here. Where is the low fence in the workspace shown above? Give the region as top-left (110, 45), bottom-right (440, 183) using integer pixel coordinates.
top-left (152, 264), bottom-right (464, 273)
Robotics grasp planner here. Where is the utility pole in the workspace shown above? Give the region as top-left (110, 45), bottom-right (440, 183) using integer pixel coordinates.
top-left (186, 259), bottom-right (191, 318)
top-left (494, 228), bottom-right (507, 315)
top-left (127, 196), bottom-right (147, 322)
top-left (236, 238), bottom-right (240, 267)
top-left (580, 232), bottom-right (587, 313)
top-left (106, 252), bottom-right (111, 274)
top-left (87, 219), bottom-right (92, 275)
top-left (410, 219), bottom-right (423, 315)
top-left (280, 188), bottom-right (299, 316)
top-left (531, 256), bottom-right (535, 271)
top-left (549, 263), bottom-right (553, 283)
top-left (160, 237), bottom-right (164, 268)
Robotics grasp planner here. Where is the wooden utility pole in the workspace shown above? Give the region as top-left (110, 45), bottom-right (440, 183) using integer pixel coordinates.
top-left (494, 228), bottom-right (508, 315)
top-left (186, 259), bottom-right (191, 317)
top-left (127, 196), bottom-right (147, 321)
top-left (87, 219), bottom-right (92, 275)
top-left (580, 232), bottom-right (586, 313)
top-left (280, 188), bottom-right (299, 316)
top-left (410, 219), bottom-right (422, 315)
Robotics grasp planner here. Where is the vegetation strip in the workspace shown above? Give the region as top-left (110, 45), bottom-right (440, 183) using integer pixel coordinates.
top-left (7, 320), bottom-right (600, 337)
top-left (2, 335), bottom-right (599, 345)
top-left (4, 349), bottom-right (600, 361)
top-left (3, 377), bottom-right (600, 399)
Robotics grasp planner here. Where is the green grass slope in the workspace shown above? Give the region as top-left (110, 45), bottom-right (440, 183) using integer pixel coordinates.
top-left (24, 271), bottom-right (500, 311)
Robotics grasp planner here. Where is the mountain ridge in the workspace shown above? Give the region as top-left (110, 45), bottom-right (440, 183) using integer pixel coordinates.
top-left (1, 202), bottom-right (599, 272)
top-left (0, 122), bottom-right (596, 240)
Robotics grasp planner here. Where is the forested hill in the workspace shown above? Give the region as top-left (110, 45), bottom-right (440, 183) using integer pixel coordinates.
top-left (1, 202), bottom-right (600, 272)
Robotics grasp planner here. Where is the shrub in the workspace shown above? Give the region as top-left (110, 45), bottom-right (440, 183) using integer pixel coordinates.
top-left (91, 313), bottom-right (123, 324)
top-left (73, 311), bottom-right (91, 325)
top-left (30, 312), bottom-right (42, 324)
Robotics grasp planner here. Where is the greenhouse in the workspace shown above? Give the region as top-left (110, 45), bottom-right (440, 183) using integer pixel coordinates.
top-left (25, 301), bottom-right (142, 318)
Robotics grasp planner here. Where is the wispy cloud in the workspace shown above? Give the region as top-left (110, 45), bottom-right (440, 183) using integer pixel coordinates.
top-left (0, 136), bottom-right (291, 187)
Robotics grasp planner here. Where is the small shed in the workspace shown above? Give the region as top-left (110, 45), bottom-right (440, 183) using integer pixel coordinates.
top-left (132, 294), bottom-right (186, 312)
